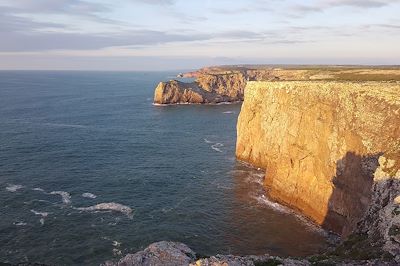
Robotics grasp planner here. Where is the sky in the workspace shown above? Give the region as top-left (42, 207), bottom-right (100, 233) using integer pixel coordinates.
top-left (0, 0), bottom-right (399, 70)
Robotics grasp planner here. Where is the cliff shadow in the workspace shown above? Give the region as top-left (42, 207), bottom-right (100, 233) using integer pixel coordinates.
top-left (322, 151), bottom-right (383, 236)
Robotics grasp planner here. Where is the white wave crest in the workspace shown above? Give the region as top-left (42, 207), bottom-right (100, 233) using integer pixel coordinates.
top-left (203, 138), bottom-right (213, 144)
top-left (82, 192), bottom-right (97, 199)
top-left (245, 172), bottom-right (265, 185)
top-left (211, 143), bottom-right (224, 153)
top-left (254, 194), bottom-right (290, 214)
top-left (75, 202), bottom-right (133, 218)
top-left (50, 191), bottom-right (72, 204)
top-left (31, 209), bottom-right (49, 225)
top-left (6, 184), bottom-right (24, 192)
top-left (31, 209), bottom-right (49, 217)
top-left (32, 187), bottom-right (45, 192)
top-left (42, 123), bottom-right (87, 129)
top-left (14, 221), bottom-right (27, 226)
top-left (223, 111), bottom-right (235, 114)
top-left (112, 240), bottom-right (121, 247)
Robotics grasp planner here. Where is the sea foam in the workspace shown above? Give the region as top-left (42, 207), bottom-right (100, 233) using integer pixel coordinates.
top-left (6, 184), bottom-right (24, 192)
top-left (50, 191), bottom-right (72, 204)
top-left (75, 202), bottom-right (133, 218)
top-left (31, 209), bottom-right (49, 225)
top-left (211, 143), bottom-right (224, 153)
top-left (254, 194), bottom-right (290, 214)
top-left (82, 192), bottom-right (97, 199)
top-left (203, 138), bottom-right (213, 144)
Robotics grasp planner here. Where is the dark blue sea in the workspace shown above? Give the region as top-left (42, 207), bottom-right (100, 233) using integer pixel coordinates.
top-left (0, 71), bottom-right (329, 265)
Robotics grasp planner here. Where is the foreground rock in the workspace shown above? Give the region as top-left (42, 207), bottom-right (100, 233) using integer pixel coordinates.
top-left (102, 242), bottom-right (196, 266)
top-left (236, 81), bottom-right (400, 258)
top-left (103, 241), bottom-right (398, 265)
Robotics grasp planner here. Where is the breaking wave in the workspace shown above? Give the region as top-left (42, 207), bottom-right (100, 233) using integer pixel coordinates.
top-left (254, 194), bottom-right (291, 214)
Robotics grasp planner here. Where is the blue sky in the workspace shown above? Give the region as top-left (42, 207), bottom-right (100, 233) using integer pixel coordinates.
top-left (0, 0), bottom-right (399, 70)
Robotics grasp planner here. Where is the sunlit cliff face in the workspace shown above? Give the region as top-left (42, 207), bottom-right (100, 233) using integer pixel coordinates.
top-left (236, 81), bottom-right (400, 238)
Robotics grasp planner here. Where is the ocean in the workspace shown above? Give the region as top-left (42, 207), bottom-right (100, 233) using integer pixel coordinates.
top-left (0, 71), bottom-right (328, 265)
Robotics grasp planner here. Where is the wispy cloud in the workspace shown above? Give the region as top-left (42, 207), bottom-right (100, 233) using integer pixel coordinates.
top-left (293, 0), bottom-right (399, 14)
top-left (0, 0), bottom-right (399, 69)
top-left (0, 29), bottom-right (212, 52)
top-left (0, 0), bottom-right (109, 14)
top-left (209, 6), bottom-right (271, 15)
top-left (130, 0), bottom-right (177, 5)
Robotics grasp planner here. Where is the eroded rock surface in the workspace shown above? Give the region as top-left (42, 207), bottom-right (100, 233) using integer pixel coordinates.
top-left (153, 72), bottom-right (247, 104)
top-left (102, 241), bottom-right (196, 266)
top-left (102, 242), bottom-right (399, 265)
top-left (236, 81), bottom-right (400, 253)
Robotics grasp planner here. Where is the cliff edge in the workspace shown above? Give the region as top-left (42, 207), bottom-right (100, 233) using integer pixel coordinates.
top-left (236, 81), bottom-right (400, 257)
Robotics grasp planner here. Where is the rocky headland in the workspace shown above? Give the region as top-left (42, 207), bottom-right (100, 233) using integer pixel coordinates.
top-left (154, 66), bottom-right (400, 105)
top-left (153, 72), bottom-right (246, 104)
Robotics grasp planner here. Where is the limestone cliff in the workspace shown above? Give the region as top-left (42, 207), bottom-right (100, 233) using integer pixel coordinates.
top-left (236, 81), bottom-right (400, 253)
top-left (154, 66), bottom-right (400, 105)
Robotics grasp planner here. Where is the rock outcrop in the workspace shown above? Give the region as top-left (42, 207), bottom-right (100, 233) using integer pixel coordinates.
top-left (103, 241), bottom-right (398, 265)
top-left (153, 73), bottom-right (246, 104)
top-left (236, 81), bottom-right (400, 256)
top-left (102, 242), bottom-right (196, 266)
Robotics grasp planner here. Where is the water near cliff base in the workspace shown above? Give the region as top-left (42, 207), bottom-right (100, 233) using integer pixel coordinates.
top-left (0, 71), bottom-right (328, 265)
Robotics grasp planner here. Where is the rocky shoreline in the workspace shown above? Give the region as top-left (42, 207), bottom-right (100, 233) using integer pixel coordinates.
top-left (102, 241), bottom-right (399, 266)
